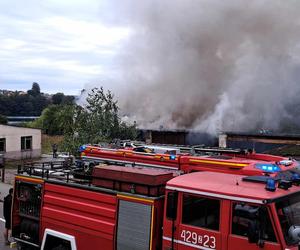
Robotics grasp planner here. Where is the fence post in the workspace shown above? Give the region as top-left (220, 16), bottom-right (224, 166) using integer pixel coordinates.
top-left (1, 156), bottom-right (5, 183)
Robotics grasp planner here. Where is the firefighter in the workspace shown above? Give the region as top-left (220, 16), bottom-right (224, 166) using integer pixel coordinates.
top-left (52, 144), bottom-right (58, 158)
top-left (3, 188), bottom-right (13, 245)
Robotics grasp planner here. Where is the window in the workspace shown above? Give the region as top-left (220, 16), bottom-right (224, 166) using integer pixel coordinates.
top-left (182, 194), bottom-right (220, 231)
top-left (232, 203), bottom-right (277, 242)
top-left (166, 192), bottom-right (178, 219)
top-left (0, 138), bottom-right (5, 152)
top-left (276, 194), bottom-right (300, 245)
top-left (21, 136), bottom-right (32, 150)
top-left (43, 235), bottom-right (72, 250)
top-left (41, 229), bottom-right (76, 250)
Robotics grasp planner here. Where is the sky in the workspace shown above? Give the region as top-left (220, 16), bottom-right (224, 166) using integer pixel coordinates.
top-left (1, 0), bottom-right (300, 133)
top-left (0, 0), bottom-right (130, 95)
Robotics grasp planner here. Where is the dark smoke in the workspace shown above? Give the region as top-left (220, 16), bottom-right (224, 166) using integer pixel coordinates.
top-left (82, 0), bottom-right (300, 134)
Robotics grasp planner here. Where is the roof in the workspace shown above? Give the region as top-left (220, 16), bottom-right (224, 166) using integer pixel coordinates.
top-left (0, 124), bottom-right (41, 131)
top-left (222, 131), bottom-right (300, 140)
top-left (166, 172), bottom-right (300, 204)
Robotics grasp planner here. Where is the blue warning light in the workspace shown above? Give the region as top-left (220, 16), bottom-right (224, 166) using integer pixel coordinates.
top-left (169, 155), bottom-right (176, 160)
top-left (79, 145), bottom-right (87, 152)
top-left (292, 173), bottom-right (300, 185)
top-left (265, 178), bottom-right (276, 191)
top-left (255, 164), bottom-right (281, 173)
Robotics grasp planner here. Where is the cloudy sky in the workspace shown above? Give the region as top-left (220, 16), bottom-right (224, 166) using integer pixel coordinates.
top-left (0, 0), bottom-right (130, 95)
top-left (1, 0), bottom-right (300, 133)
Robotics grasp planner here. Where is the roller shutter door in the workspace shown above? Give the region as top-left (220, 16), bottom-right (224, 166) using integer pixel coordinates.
top-left (117, 200), bottom-right (152, 250)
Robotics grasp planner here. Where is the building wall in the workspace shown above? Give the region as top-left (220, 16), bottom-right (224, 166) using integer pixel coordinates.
top-left (151, 131), bottom-right (186, 145)
top-left (0, 125), bottom-right (41, 160)
top-left (138, 129), bottom-right (218, 146)
top-left (219, 133), bottom-right (300, 153)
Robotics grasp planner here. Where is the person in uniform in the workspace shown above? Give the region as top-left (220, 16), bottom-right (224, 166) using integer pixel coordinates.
top-left (3, 188), bottom-right (13, 245)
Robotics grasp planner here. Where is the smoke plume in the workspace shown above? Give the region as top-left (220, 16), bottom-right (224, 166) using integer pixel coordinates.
top-left (83, 0), bottom-right (300, 134)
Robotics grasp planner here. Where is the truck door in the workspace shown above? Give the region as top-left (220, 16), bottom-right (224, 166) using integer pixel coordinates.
top-left (228, 202), bottom-right (281, 250)
top-left (177, 193), bottom-right (221, 250)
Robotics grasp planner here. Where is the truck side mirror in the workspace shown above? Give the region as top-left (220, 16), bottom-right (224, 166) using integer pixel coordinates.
top-left (166, 192), bottom-right (178, 220)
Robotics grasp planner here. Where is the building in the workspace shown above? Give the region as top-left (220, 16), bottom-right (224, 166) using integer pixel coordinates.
top-left (7, 116), bottom-right (40, 125)
top-left (138, 129), bottom-right (217, 146)
top-left (219, 132), bottom-right (300, 153)
top-left (0, 125), bottom-right (41, 160)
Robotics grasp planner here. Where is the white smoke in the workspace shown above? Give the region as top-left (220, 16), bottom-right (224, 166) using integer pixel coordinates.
top-left (82, 0), bottom-right (300, 134)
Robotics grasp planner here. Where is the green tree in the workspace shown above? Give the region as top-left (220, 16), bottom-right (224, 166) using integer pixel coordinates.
top-left (0, 83), bottom-right (51, 116)
top-left (52, 93), bottom-right (75, 105)
top-left (52, 93), bottom-right (65, 105)
top-left (84, 87), bottom-right (119, 141)
top-left (62, 87), bottom-right (137, 154)
top-left (27, 82), bottom-right (41, 96)
top-left (28, 87), bottom-right (137, 155)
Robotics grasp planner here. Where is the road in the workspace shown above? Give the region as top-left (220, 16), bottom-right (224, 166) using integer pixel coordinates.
top-left (0, 181), bottom-right (14, 250)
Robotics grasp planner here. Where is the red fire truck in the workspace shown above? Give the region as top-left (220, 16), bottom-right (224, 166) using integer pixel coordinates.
top-left (79, 143), bottom-right (299, 177)
top-left (11, 161), bottom-right (300, 250)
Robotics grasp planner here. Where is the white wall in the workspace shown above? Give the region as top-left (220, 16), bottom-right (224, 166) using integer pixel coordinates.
top-left (0, 125), bottom-right (41, 159)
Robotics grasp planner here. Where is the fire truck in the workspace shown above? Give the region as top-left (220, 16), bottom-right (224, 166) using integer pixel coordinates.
top-left (11, 158), bottom-right (300, 250)
top-left (79, 143), bottom-right (299, 177)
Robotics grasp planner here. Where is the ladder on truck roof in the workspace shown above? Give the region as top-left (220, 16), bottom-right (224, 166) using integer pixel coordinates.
top-left (16, 161), bottom-right (175, 197)
top-left (110, 140), bottom-right (250, 155)
top-left (17, 161), bottom-right (92, 185)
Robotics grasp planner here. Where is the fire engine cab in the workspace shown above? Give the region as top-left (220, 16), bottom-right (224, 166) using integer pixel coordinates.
top-left (164, 172), bottom-right (300, 250)
top-left (11, 161), bottom-right (300, 250)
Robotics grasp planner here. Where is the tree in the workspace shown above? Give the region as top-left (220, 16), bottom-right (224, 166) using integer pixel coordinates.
top-left (84, 87), bottom-right (120, 141)
top-left (28, 87), bottom-right (137, 155)
top-left (62, 87), bottom-right (137, 154)
top-left (28, 104), bottom-right (75, 135)
top-left (0, 84), bottom-right (51, 116)
top-left (52, 93), bottom-right (65, 105)
top-left (52, 93), bottom-right (75, 105)
top-left (27, 82), bottom-right (41, 96)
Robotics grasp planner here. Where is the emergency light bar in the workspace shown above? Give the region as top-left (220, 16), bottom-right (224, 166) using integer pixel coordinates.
top-left (169, 155), bottom-right (176, 160)
top-left (255, 163), bottom-right (281, 173)
top-left (79, 145), bottom-right (87, 152)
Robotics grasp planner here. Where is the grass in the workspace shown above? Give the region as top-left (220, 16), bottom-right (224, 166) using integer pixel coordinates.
top-left (42, 134), bottom-right (64, 154)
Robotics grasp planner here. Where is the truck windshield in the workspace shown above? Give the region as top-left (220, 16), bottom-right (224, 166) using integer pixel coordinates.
top-left (276, 193), bottom-right (300, 245)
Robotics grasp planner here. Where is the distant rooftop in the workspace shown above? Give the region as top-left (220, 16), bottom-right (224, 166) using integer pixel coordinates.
top-left (222, 131), bottom-right (300, 139)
